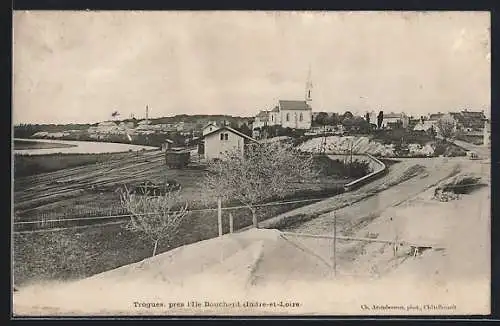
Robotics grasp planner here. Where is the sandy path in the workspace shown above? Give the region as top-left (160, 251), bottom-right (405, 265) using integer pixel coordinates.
top-left (260, 157), bottom-right (462, 232)
top-left (287, 158), bottom-right (461, 234)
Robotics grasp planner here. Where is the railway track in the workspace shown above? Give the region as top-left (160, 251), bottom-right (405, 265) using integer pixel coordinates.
top-left (15, 153), bottom-right (164, 205)
top-left (15, 152), bottom-right (163, 189)
top-left (14, 151), bottom-right (174, 221)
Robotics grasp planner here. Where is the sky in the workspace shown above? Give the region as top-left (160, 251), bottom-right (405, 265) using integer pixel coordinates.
top-left (13, 11), bottom-right (490, 124)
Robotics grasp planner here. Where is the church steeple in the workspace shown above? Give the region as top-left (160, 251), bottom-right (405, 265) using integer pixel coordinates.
top-left (305, 64), bottom-right (313, 105)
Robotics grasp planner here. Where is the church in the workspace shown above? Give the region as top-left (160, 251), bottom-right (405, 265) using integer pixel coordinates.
top-left (253, 69), bottom-right (314, 134)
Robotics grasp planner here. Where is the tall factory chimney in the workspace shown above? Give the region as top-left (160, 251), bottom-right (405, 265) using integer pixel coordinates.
top-left (146, 105), bottom-right (149, 124)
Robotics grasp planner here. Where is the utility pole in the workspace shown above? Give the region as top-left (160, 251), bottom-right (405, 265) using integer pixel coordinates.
top-left (320, 124), bottom-right (327, 154)
top-left (229, 212), bottom-right (234, 234)
top-left (217, 198), bottom-right (222, 237)
top-left (333, 212), bottom-right (337, 276)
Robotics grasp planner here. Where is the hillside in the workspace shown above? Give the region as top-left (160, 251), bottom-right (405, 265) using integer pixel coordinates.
top-left (14, 114), bottom-right (254, 139)
top-left (298, 135), bottom-right (465, 158)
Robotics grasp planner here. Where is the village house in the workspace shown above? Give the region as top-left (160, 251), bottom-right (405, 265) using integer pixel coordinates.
top-left (380, 112), bottom-right (409, 129)
top-left (444, 110), bottom-right (487, 133)
top-left (426, 112), bottom-right (445, 127)
top-left (412, 113), bottom-right (442, 132)
top-left (199, 126), bottom-right (259, 161)
top-left (252, 111), bottom-right (270, 139)
top-left (202, 122), bottom-right (220, 136)
top-left (413, 120), bottom-right (435, 132)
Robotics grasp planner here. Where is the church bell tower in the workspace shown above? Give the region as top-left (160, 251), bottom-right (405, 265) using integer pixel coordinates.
top-left (305, 65), bottom-right (313, 108)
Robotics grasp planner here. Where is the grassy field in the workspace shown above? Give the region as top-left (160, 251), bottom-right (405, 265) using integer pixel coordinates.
top-left (14, 140), bottom-right (77, 150)
top-left (13, 150), bottom-right (360, 285)
top-left (13, 182), bottom-right (347, 286)
top-left (14, 152), bottom-right (356, 222)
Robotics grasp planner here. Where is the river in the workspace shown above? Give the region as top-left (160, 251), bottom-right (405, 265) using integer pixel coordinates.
top-left (14, 138), bottom-right (158, 155)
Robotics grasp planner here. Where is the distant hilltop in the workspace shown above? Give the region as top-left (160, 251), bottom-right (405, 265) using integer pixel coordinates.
top-left (13, 114), bottom-right (255, 146)
top-left (14, 114), bottom-right (254, 129)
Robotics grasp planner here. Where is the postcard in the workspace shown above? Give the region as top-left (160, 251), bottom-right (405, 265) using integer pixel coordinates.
top-left (12, 10), bottom-right (491, 316)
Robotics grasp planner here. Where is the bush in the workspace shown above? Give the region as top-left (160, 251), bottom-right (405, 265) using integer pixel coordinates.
top-left (455, 134), bottom-right (484, 146)
top-left (372, 129), bottom-right (433, 146)
top-left (313, 154), bottom-right (371, 178)
top-left (433, 140), bottom-right (467, 157)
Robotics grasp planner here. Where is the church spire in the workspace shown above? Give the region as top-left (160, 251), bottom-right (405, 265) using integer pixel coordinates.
top-left (305, 64), bottom-right (313, 104)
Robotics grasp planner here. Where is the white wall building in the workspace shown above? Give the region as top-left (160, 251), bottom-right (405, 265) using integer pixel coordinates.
top-left (254, 68), bottom-right (313, 131)
top-left (202, 126), bottom-right (258, 161)
top-left (202, 122), bottom-right (220, 136)
top-left (381, 112), bottom-right (409, 129)
top-left (268, 100), bottom-right (313, 129)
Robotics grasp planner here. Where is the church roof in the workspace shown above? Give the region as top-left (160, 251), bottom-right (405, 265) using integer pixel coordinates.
top-left (278, 100), bottom-right (312, 111)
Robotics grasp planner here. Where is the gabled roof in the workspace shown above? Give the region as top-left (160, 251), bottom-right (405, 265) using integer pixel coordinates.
top-left (203, 122), bottom-right (219, 130)
top-left (383, 112), bottom-right (406, 119)
top-left (453, 111), bottom-right (486, 129)
top-left (256, 110), bottom-right (270, 118)
top-left (428, 113), bottom-right (444, 121)
top-left (202, 126), bottom-right (259, 143)
top-left (278, 100), bottom-right (312, 111)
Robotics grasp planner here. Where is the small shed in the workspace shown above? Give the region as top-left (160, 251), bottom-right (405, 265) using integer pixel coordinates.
top-left (165, 149), bottom-right (190, 169)
top-left (161, 139), bottom-right (174, 152)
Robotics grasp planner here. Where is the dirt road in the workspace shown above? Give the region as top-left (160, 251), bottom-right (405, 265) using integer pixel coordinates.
top-left (260, 157), bottom-right (462, 233)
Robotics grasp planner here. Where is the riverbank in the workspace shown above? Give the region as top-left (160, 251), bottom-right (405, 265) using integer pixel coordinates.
top-left (14, 139), bottom-right (77, 150)
top-left (14, 138), bottom-right (157, 155)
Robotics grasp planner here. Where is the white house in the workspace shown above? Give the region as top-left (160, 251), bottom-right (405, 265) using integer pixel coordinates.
top-left (201, 126), bottom-right (259, 161)
top-left (252, 111), bottom-right (270, 138)
top-left (413, 120), bottom-right (435, 132)
top-left (381, 112), bottom-right (409, 129)
top-left (253, 111), bottom-right (270, 129)
top-left (202, 122), bottom-right (220, 136)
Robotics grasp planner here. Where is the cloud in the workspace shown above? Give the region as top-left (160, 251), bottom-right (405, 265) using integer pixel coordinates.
top-left (13, 11), bottom-right (490, 124)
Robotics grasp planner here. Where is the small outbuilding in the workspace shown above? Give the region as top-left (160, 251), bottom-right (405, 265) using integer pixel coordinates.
top-left (201, 126), bottom-right (259, 161)
top-left (161, 139), bottom-right (174, 152)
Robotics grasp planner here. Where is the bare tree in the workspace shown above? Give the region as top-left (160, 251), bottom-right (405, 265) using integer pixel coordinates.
top-left (120, 185), bottom-right (188, 257)
top-left (436, 118), bottom-right (455, 141)
top-left (203, 142), bottom-right (319, 228)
